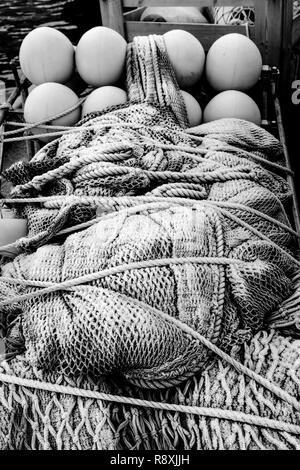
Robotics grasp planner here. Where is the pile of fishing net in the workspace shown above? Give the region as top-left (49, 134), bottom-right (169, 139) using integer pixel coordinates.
top-left (0, 34), bottom-right (300, 450)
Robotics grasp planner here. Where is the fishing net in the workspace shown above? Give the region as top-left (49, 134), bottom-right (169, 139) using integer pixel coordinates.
top-left (0, 199), bottom-right (297, 387)
top-left (0, 330), bottom-right (300, 450)
top-left (0, 34), bottom-right (300, 450)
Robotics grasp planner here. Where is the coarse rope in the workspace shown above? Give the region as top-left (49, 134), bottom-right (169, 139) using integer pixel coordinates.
top-left (1, 120), bottom-right (294, 176)
top-left (0, 256), bottom-right (254, 307)
top-left (1, 196), bottom-right (299, 269)
top-left (13, 167), bottom-right (259, 194)
top-left (1, 96), bottom-right (86, 138)
top-left (2, 195), bottom-right (298, 240)
top-left (0, 373), bottom-right (299, 435)
top-left (36, 197), bottom-right (297, 242)
top-left (0, 308), bottom-right (300, 433)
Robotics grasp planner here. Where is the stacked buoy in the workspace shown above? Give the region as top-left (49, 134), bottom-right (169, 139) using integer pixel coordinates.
top-left (19, 26), bottom-right (129, 140)
top-left (204, 33), bottom-right (262, 125)
top-left (161, 30), bottom-right (262, 127)
top-left (162, 30), bottom-right (262, 127)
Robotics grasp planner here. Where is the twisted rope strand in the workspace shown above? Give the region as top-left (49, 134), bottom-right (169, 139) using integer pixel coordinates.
top-left (2, 195), bottom-right (298, 240)
top-left (11, 143), bottom-right (134, 193)
top-left (0, 372), bottom-right (299, 435)
top-left (2, 97), bottom-right (86, 137)
top-left (0, 256), bottom-right (248, 307)
top-left (218, 207), bottom-right (300, 268)
top-left (1, 119), bottom-right (292, 175)
top-left (53, 198), bottom-right (300, 243)
top-left (6, 121), bottom-right (75, 131)
top-left (203, 143), bottom-right (294, 177)
top-left (123, 299), bottom-right (300, 414)
top-left (1, 306), bottom-right (300, 421)
top-left (10, 166), bottom-right (257, 196)
top-left (1, 196), bottom-right (298, 268)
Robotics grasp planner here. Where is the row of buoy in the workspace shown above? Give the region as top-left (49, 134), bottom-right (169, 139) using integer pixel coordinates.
top-left (23, 83), bottom-right (261, 140)
top-left (19, 26), bottom-right (263, 141)
top-left (23, 83), bottom-right (203, 141)
top-left (183, 89), bottom-right (261, 127)
top-left (19, 25), bottom-right (262, 91)
top-left (19, 26), bottom-right (127, 88)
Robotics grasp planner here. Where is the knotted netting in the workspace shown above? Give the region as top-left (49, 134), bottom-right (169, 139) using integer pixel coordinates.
top-left (0, 34), bottom-right (300, 450)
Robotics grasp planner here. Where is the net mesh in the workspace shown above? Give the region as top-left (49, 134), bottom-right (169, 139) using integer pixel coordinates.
top-left (0, 330), bottom-right (300, 450)
top-left (0, 201), bottom-right (295, 387)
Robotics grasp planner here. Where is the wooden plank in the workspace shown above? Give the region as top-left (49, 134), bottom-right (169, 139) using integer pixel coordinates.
top-left (266, 0), bottom-right (283, 68)
top-left (292, 14), bottom-right (300, 47)
top-left (253, 0), bottom-right (267, 62)
top-left (125, 21), bottom-right (255, 49)
top-left (0, 81), bottom-right (6, 177)
top-left (274, 94), bottom-right (300, 239)
top-left (280, 0), bottom-right (293, 113)
top-left (99, 0), bottom-right (125, 36)
top-left (123, 0), bottom-right (255, 7)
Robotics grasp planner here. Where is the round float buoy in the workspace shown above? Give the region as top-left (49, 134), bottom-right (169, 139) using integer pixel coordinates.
top-left (24, 82), bottom-right (81, 142)
top-left (181, 90), bottom-right (202, 127)
top-left (206, 33), bottom-right (262, 91)
top-left (82, 86), bottom-right (127, 117)
top-left (75, 27), bottom-right (127, 87)
top-left (19, 27), bottom-right (75, 85)
top-left (203, 90), bottom-right (261, 126)
top-left (0, 211), bottom-right (27, 258)
top-left (141, 7), bottom-right (208, 23)
top-left (163, 30), bottom-right (205, 88)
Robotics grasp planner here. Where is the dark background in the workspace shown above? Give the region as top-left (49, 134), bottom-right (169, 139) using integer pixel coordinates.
top-left (0, 0), bottom-right (101, 83)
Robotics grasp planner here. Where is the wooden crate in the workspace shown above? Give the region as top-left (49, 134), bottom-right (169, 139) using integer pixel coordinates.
top-left (99, 0), bottom-right (294, 98)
